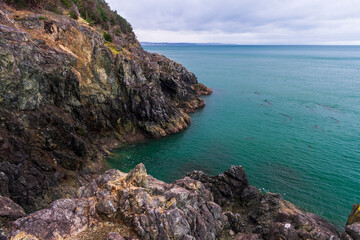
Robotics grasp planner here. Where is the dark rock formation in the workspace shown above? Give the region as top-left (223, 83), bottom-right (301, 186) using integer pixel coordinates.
top-left (342, 204), bottom-right (360, 240)
top-left (0, 196), bottom-right (25, 239)
top-left (0, 1), bottom-right (211, 212)
top-left (7, 164), bottom-right (340, 240)
top-left (187, 166), bottom-right (340, 240)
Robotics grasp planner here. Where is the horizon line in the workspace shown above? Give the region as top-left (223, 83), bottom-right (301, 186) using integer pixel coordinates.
top-left (141, 42), bottom-right (360, 46)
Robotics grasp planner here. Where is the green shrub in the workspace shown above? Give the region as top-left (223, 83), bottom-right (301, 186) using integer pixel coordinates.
top-left (85, 18), bottom-right (95, 26)
top-left (6, 0), bottom-right (134, 35)
top-left (60, 0), bottom-right (71, 8)
top-left (115, 13), bottom-right (133, 34)
top-left (69, 10), bottom-right (78, 20)
top-left (103, 32), bottom-right (112, 42)
top-left (98, 7), bottom-right (108, 22)
top-left (6, 0), bottom-right (27, 8)
top-left (39, 16), bottom-right (47, 20)
top-left (52, 8), bottom-right (62, 15)
top-left (115, 28), bottom-right (121, 36)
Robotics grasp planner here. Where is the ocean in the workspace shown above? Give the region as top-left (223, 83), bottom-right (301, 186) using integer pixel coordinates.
top-left (107, 45), bottom-right (360, 228)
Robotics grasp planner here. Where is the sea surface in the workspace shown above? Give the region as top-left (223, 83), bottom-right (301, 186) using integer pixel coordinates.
top-left (107, 45), bottom-right (360, 228)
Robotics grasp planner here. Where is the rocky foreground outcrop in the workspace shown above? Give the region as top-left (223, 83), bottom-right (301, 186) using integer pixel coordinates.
top-left (0, 164), bottom-right (344, 240)
top-left (0, 1), bottom-right (211, 212)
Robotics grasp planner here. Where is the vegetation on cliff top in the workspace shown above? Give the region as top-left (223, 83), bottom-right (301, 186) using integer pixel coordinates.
top-left (5, 0), bottom-right (133, 34)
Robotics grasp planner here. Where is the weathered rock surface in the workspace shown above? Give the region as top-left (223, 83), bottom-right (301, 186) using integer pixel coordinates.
top-left (0, 1), bottom-right (211, 212)
top-left (7, 164), bottom-right (340, 240)
top-left (0, 196), bottom-right (25, 239)
top-left (187, 167), bottom-right (340, 240)
top-left (341, 204), bottom-right (360, 240)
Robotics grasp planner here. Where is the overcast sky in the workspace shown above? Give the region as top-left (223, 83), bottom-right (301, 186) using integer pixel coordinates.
top-left (107, 0), bottom-right (360, 44)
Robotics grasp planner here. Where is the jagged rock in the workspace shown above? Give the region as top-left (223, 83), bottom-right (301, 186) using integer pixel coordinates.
top-left (126, 163), bottom-right (149, 188)
top-left (0, 172), bottom-right (9, 196)
top-left (11, 197), bottom-right (97, 239)
top-left (187, 166), bottom-right (340, 240)
top-left (0, 196), bottom-right (25, 239)
top-left (343, 224), bottom-right (360, 240)
top-left (347, 205), bottom-right (360, 226)
top-left (234, 233), bottom-right (262, 240)
top-left (187, 165), bottom-right (251, 205)
top-left (0, 196), bottom-right (25, 219)
top-left (15, 16), bottom-right (44, 30)
top-left (104, 232), bottom-right (124, 240)
top-left (342, 204), bottom-right (360, 240)
top-left (8, 164), bottom-right (340, 240)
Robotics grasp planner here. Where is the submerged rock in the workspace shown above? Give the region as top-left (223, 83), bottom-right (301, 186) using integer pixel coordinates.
top-left (8, 164), bottom-right (340, 240)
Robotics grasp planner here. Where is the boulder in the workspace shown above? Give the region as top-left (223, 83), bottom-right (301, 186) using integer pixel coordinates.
top-left (342, 204), bottom-right (360, 240)
top-left (0, 196), bottom-right (25, 219)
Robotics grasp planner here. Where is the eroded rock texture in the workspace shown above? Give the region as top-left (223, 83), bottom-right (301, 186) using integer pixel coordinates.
top-left (0, 196), bottom-right (25, 239)
top-left (8, 164), bottom-right (340, 240)
top-left (0, 2), bottom-right (211, 212)
top-left (341, 204), bottom-right (360, 240)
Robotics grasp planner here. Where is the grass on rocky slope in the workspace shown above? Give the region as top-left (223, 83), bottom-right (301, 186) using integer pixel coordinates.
top-left (5, 0), bottom-right (133, 34)
top-left (104, 42), bottom-right (120, 55)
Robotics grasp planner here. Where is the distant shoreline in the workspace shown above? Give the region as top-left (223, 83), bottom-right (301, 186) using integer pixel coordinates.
top-left (141, 42), bottom-right (360, 47)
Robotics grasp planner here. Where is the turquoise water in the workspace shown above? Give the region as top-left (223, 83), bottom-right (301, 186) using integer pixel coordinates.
top-left (107, 45), bottom-right (360, 228)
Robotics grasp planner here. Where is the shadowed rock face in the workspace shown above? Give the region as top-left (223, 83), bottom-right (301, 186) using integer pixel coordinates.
top-left (0, 196), bottom-right (25, 239)
top-left (5, 164), bottom-right (340, 240)
top-left (342, 204), bottom-right (360, 240)
top-left (0, 2), bottom-right (211, 212)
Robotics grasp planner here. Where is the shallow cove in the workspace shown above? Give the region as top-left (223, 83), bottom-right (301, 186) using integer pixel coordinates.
top-left (107, 45), bottom-right (360, 228)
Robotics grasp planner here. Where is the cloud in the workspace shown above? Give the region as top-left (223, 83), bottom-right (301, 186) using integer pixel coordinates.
top-left (107, 0), bottom-right (360, 44)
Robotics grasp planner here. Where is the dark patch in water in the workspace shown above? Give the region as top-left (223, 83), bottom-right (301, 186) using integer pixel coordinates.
top-left (281, 113), bottom-right (293, 121)
top-left (312, 125), bottom-right (322, 130)
top-left (318, 104), bottom-right (335, 110)
top-left (306, 106), bottom-right (315, 112)
top-left (263, 99), bottom-right (272, 105)
top-left (254, 92), bottom-right (261, 95)
top-left (330, 117), bottom-right (340, 123)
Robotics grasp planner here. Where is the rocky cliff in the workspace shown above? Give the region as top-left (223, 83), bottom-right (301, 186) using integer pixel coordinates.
top-left (0, 0), bottom-right (211, 213)
top-left (0, 1), bottom-right (358, 240)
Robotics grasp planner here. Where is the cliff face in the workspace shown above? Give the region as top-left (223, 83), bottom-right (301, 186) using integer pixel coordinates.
top-left (0, 1), bottom-right (211, 212)
top-left (3, 164), bottom-right (341, 240)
